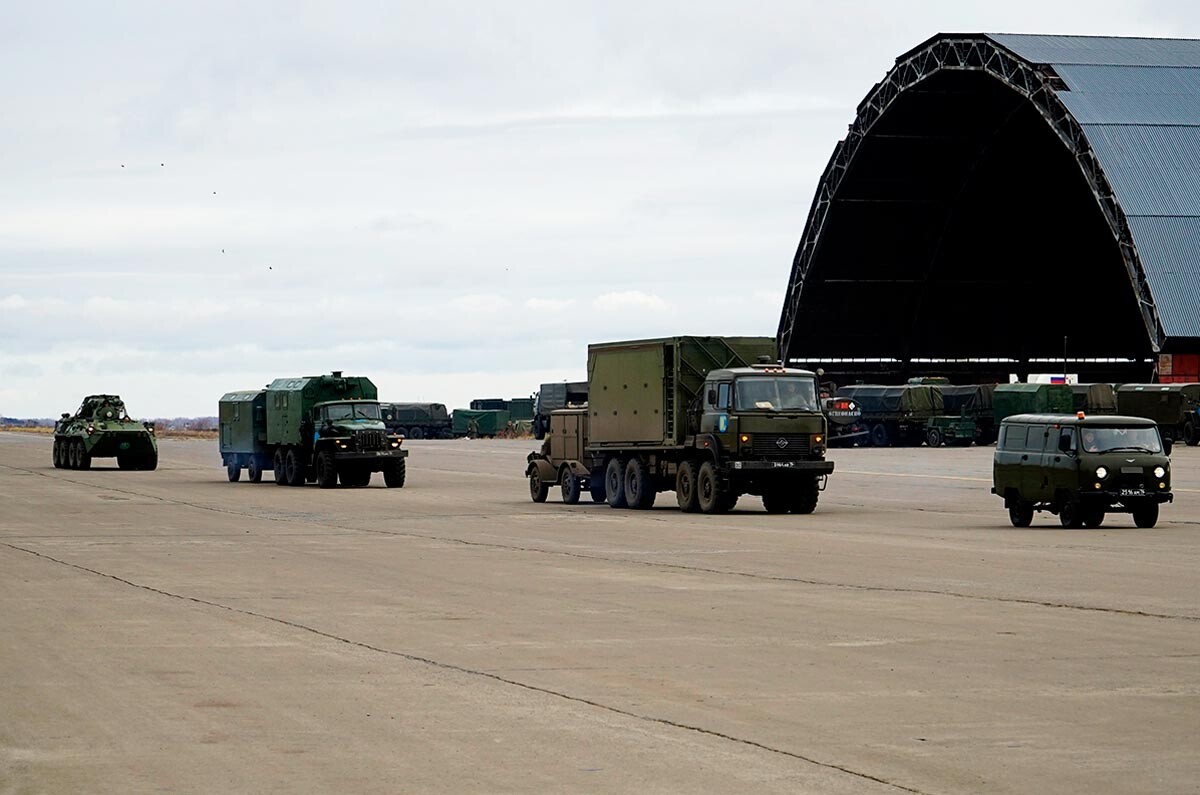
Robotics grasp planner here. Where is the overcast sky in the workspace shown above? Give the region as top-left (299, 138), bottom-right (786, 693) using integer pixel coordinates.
top-left (3, 1), bottom-right (1199, 417)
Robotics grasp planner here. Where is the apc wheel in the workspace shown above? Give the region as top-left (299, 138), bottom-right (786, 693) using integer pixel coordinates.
top-left (676, 460), bottom-right (700, 513)
top-left (284, 448), bottom-right (305, 486)
top-left (1132, 501), bottom-right (1159, 528)
top-left (75, 440), bottom-right (91, 470)
top-left (925, 428), bottom-right (943, 448)
top-left (1059, 501), bottom-right (1083, 529)
top-left (589, 470), bottom-right (607, 503)
top-left (273, 449), bottom-right (287, 485)
top-left (118, 455), bottom-right (136, 470)
top-left (226, 462), bottom-right (241, 482)
top-left (315, 451), bottom-right (338, 488)
top-left (624, 457), bottom-right (655, 509)
top-left (383, 458), bottom-right (406, 488)
top-left (791, 475), bottom-right (819, 515)
top-left (1082, 506), bottom-right (1106, 528)
top-left (52, 439), bottom-right (63, 468)
top-left (140, 448), bottom-right (157, 471)
top-left (696, 461), bottom-right (729, 514)
top-left (529, 467), bottom-right (549, 503)
top-left (1008, 500), bottom-right (1034, 528)
top-left (870, 424), bottom-right (890, 448)
top-left (560, 468), bottom-right (581, 504)
top-left (247, 457), bottom-right (263, 483)
top-left (408, 426), bottom-right (425, 440)
top-left (605, 457), bottom-right (627, 508)
top-left (66, 439), bottom-right (79, 469)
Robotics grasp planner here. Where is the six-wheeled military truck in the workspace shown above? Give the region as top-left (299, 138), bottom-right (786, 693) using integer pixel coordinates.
top-left (1116, 383), bottom-right (1200, 445)
top-left (993, 414), bottom-right (1173, 528)
top-left (53, 395), bottom-right (158, 470)
top-left (993, 383), bottom-right (1073, 425)
top-left (381, 402), bottom-right (453, 439)
top-left (534, 381), bottom-right (588, 439)
top-left (835, 384), bottom-right (943, 447)
top-left (219, 372), bottom-right (407, 488)
top-left (526, 336), bottom-right (834, 514)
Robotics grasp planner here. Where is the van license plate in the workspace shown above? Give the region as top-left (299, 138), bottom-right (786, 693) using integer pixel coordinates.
top-left (1118, 488), bottom-right (1145, 497)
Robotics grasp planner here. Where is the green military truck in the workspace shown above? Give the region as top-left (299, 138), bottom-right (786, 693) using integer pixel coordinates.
top-left (1070, 384), bottom-right (1118, 416)
top-left (993, 383), bottom-right (1073, 426)
top-left (834, 384), bottom-right (943, 447)
top-left (219, 372), bottom-right (407, 488)
top-left (533, 381), bottom-right (588, 439)
top-left (1116, 383), bottom-right (1200, 445)
top-left (526, 336), bottom-right (834, 514)
top-left (526, 408), bottom-right (603, 504)
top-left (924, 384), bottom-right (997, 447)
top-left (53, 394), bottom-right (158, 471)
top-left (381, 402), bottom-right (452, 439)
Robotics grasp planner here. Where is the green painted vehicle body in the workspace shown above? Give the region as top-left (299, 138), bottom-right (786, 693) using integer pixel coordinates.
top-left (507, 397), bottom-right (535, 422)
top-left (381, 402), bottom-right (452, 440)
top-left (1070, 384), bottom-right (1117, 415)
top-left (1115, 383), bottom-right (1200, 444)
top-left (219, 372), bottom-right (407, 488)
top-left (993, 383), bottom-right (1073, 425)
top-left (924, 384), bottom-right (998, 446)
top-left (992, 414), bottom-right (1173, 527)
top-left (452, 409), bottom-right (510, 437)
top-left (52, 394), bottom-right (158, 470)
top-left (836, 384), bottom-right (944, 446)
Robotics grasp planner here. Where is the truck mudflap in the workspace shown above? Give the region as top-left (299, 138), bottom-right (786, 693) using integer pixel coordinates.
top-left (729, 460), bottom-right (835, 474)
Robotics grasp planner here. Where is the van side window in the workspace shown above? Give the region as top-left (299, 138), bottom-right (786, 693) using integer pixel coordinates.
top-left (1001, 424), bottom-right (1021, 449)
top-left (1059, 428), bottom-right (1076, 453)
top-left (716, 383), bottom-right (731, 410)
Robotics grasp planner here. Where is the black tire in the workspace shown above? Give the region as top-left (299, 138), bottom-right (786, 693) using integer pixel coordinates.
top-left (140, 448), bottom-right (157, 471)
top-left (589, 470), bottom-right (606, 503)
top-left (383, 457), bottom-right (406, 488)
top-left (605, 457), bottom-right (627, 508)
top-left (247, 457), bottom-right (263, 483)
top-left (52, 439), bottom-right (62, 468)
top-left (870, 423), bottom-right (890, 448)
top-left (409, 426), bottom-right (425, 440)
top-left (560, 468), bottom-right (581, 504)
top-left (284, 447), bottom-right (305, 486)
top-left (227, 462), bottom-right (241, 482)
top-left (273, 449), bottom-right (287, 485)
top-left (116, 454), bottom-right (134, 470)
top-left (66, 439), bottom-right (79, 469)
top-left (1059, 500), bottom-right (1083, 529)
top-left (624, 457), bottom-right (654, 509)
top-left (339, 467), bottom-right (370, 487)
top-left (761, 487), bottom-right (790, 514)
top-left (696, 461), bottom-right (729, 514)
top-left (1132, 501), bottom-right (1159, 528)
top-left (1008, 500), bottom-right (1034, 527)
top-left (1082, 506), bottom-right (1105, 528)
top-left (1185, 421), bottom-right (1198, 446)
top-left (676, 460), bottom-right (700, 513)
top-left (76, 440), bottom-right (91, 471)
top-left (395, 427), bottom-right (409, 439)
top-left (791, 475), bottom-right (819, 515)
top-left (925, 428), bottom-right (943, 448)
top-left (529, 467), bottom-right (549, 502)
top-left (315, 450), bottom-right (338, 488)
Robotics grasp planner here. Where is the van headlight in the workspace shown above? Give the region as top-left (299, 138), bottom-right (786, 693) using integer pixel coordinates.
top-left (1153, 466), bottom-right (1166, 479)
top-left (1095, 466), bottom-right (1108, 480)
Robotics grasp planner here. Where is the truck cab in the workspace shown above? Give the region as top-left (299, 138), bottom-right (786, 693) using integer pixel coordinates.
top-left (698, 365), bottom-right (828, 459)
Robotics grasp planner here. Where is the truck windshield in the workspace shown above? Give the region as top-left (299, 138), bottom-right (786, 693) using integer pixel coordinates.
top-left (1079, 427), bottom-right (1163, 454)
top-left (734, 377), bottom-right (818, 412)
top-left (325, 403), bottom-right (382, 420)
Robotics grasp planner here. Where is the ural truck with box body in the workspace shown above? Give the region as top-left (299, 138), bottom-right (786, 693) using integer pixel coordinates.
top-left (526, 336), bottom-right (834, 514)
top-left (219, 372), bottom-right (407, 488)
top-left (1115, 383), bottom-right (1200, 445)
top-left (381, 402), bottom-right (452, 439)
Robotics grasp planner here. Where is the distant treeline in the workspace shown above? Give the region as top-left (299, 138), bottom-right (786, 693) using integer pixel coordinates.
top-left (2, 416), bottom-right (217, 431)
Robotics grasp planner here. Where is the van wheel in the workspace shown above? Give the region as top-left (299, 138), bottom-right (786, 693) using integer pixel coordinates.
top-left (1059, 501), bottom-right (1083, 529)
top-left (529, 468), bottom-right (549, 503)
top-left (676, 460), bottom-right (700, 512)
top-left (1008, 500), bottom-right (1034, 527)
top-left (1082, 506), bottom-right (1105, 528)
top-left (605, 458), bottom-right (627, 508)
top-left (870, 424), bottom-right (890, 447)
top-left (925, 428), bottom-right (943, 448)
top-left (624, 457), bottom-right (655, 509)
top-left (1132, 501), bottom-right (1159, 528)
top-left (560, 468), bottom-right (581, 504)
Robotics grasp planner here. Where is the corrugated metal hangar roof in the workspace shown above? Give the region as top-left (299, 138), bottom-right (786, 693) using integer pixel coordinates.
top-left (779, 33), bottom-right (1200, 382)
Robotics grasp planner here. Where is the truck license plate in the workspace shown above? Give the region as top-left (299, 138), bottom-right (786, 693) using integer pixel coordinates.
top-left (1118, 488), bottom-right (1145, 497)
top-left (771, 462), bottom-right (796, 469)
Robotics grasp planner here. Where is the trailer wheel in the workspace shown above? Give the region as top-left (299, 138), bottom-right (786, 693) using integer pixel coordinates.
top-left (790, 475), bottom-right (819, 515)
top-left (605, 457), bottom-right (628, 508)
top-left (273, 449), bottom-right (287, 485)
top-left (529, 467), bottom-right (549, 502)
top-left (870, 424), bottom-right (890, 447)
top-left (696, 461), bottom-right (729, 514)
top-left (226, 462), bottom-right (241, 482)
top-left (676, 460), bottom-right (700, 512)
top-left (247, 457), bottom-right (263, 483)
top-left (315, 451), bottom-right (338, 488)
top-left (925, 428), bottom-right (943, 448)
top-left (1132, 501), bottom-right (1159, 528)
top-left (384, 458), bottom-right (406, 488)
top-left (624, 457), bottom-right (655, 509)
top-left (560, 468), bottom-right (581, 504)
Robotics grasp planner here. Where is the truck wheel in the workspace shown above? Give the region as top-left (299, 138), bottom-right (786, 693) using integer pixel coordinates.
top-left (624, 457), bottom-right (654, 509)
top-left (247, 457), bottom-right (263, 483)
top-left (529, 468), bottom-right (549, 502)
top-left (1132, 501), bottom-right (1159, 528)
top-left (696, 461), bottom-right (729, 514)
top-left (395, 426), bottom-right (409, 439)
top-left (870, 424), bottom-right (890, 448)
top-left (315, 451), bottom-right (338, 488)
top-left (560, 468), bottom-right (581, 504)
top-left (1059, 501), bottom-right (1083, 529)
top-left (1082, 506), bottom-right (1105, 528)
top-left (273, 449), bottom-right (287, 485)
top-left (761, 487), bottom-right (790, 514)
top-left (676, 460), bottom-right (700, 512)
top-left (1008, 500), bottom-right (1034, 527)
top-left (1185, 421), bottom-right (1198, 446)
top-left (384, 458), bottom-right (406, 488)
top-left (408, 427), bottom-right (425, 440)
top-left (284, 448), bottom-right (305, 486)
top-left (925, 428), bottom-right (943, 448)
top-left (605, 458), bottom-right (628, 508)
top-left (227, 462), bottom-right (241, 482)
top-left (790, 476), bottom-right (819, 515)
top-left (589, 470), bottom-right (607, 503)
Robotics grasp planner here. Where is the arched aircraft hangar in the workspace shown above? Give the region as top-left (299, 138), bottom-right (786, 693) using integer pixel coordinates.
top-left (777, 33), bottom-right (1200, 384)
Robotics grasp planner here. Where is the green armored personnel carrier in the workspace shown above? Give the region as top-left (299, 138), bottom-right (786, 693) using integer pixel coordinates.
top-left (52, 395), bottom-right (158, 471)
top-left (219, 371), bottom-right (407, 488)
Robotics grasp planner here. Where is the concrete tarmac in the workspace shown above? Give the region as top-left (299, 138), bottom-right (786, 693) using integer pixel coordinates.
top-left (1, 432), bottom-right (1197, 794)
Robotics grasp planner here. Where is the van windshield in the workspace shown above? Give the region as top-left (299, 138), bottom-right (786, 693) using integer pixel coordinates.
top-left (734, 377), bottom-right (818, 412)
top-left (1079, 427), bottom-right (1163, 454)
top-left (325, 402), bottom-right (381, 421)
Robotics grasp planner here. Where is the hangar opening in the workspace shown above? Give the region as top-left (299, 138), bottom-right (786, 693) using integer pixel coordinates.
top-left (778, 33), bottom-right (1200, 385)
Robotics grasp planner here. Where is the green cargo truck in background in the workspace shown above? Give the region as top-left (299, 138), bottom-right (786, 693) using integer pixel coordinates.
top-left (1116, 383), bottom-right (1200, 445)
top-left (526, 336), bottom-right (834, 514)
top-left (381, 402), bottom-right (453, 439)
top-left (452, 408), bottom-right (510, 438)
top-left (834, 385), bottom-right (943, 447)
top-left (993, 383), bottom-right (1074, 426)
top-left (219, 371), bottom-right (407, 488)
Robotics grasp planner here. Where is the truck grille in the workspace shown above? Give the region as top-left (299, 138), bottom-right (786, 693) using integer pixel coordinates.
top-left (355, 430), bottom-right (388, 451)
top-left (750, 434), bottom-right (812, 458)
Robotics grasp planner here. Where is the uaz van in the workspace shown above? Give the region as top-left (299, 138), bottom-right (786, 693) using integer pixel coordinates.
top-left (992, 414), bottom-right (1173, 528)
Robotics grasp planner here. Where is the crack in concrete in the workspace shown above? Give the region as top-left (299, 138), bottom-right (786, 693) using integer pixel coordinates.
top-left (1, 542), bottom-right (930, 795)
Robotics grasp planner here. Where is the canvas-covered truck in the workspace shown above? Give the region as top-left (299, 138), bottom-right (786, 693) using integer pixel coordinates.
top-left (381, 402), bottom-right (453, 439)
top-left (924, 384), bottom-right (997, 447)
top-left (1071, 384), bottom-right (1118, 416)
top-left (994, 383), bottom-right (1073, 425)
top-left (1116, 383), bottom-right (1200, 445)
top-left (835, 385), bottom-right (943, 447)
top-left (526, 336), bottom-right (834, 514)
top-left (533, 381), bottom-right (588, 439)
top-left (219, 372), bottom-right (407, 488)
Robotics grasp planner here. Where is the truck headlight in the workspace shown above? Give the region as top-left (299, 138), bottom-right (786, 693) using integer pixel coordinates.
top-left (1153, 466), bottom-right (1166, 479)
top-left (1095, 466), bottom-right (1108, 480)
top-left (739, 434), bottom-right (750, 444)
